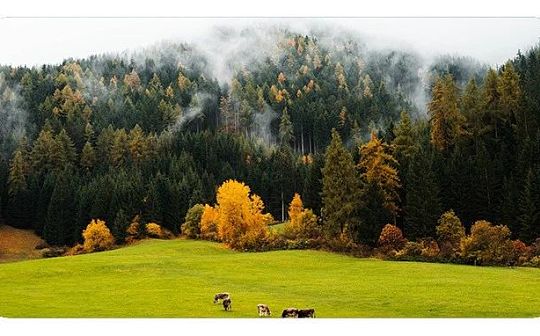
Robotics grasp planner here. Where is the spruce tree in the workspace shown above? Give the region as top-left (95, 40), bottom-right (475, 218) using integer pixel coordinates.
top-left (403, 149), bottom-right (442, 240)
top-left (321, 129), bottom-right (360, 238)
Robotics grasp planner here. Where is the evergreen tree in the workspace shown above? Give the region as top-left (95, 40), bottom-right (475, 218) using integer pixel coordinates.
top-left (321, 129), bottom-right (360, 238)
top-left (403, 149), bottom-right (442, 240)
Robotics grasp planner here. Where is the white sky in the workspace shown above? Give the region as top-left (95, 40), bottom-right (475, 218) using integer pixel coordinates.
top-left (0, 17), bottom-right (538, 67)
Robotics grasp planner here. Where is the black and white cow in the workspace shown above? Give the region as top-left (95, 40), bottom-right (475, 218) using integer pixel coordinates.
top-left (213, 292), bottom-right (230, 304)
top-left (281, 308), bottom-right (298, 318)
top-left (297, 308), bottom-right (315, 318)
top-left (257, 304), bottom-right (271, 317)
top-left (223, 297), bottom-right (232, 311)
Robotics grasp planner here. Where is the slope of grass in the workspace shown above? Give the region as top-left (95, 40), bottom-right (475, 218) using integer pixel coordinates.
top-left (0, 225), bottom-right (45, 263)
top-left (0, 239), bottom-right (539, 318)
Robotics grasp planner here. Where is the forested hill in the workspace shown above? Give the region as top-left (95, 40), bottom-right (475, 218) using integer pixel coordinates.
top-left (0, 28), bottom-right (538, 248)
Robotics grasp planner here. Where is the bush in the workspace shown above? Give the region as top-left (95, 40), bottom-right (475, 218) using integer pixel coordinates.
top-left (282, 209), bottom-right (321, 240)
top-left (395, 240), bottom-right (439, 262)
top-left (145, 222), bottom-right (164, 238)
top-left (378, 224), bottom-right (406, 252)
top-left (523, 256), bottom-right (540, 268)
top-left (125, 215), bottom-right (142, 243)
top-left (65, 243), bottom-right (85, 256)
top-left (181, 204), bottom-right (204, 238)
top-left (420, 239), bottom-right (440, 259)
top-left (41, 247), bottom-right (67, 258)
top-left (511, 240), bottom-right (532, 265)
top-left (436, 210), bottom-right (465, 258)
top-left (82, 219), bottom-right (115, 252)
top-left (460, 220), bottom-right (513, 266)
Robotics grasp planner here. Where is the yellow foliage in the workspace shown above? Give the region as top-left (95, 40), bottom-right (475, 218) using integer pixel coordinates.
top-left (288, 193), bottom-right (303, 227)
top-left (359, 132), bottom-right (401, 217)
top-left (200, 204), bottom-right (219, 241)
top-left (145, 222), bottom-right (163, 238)
top-left (277, 72), bottom-right (287, 84)
top-left (214, 180), bottom-right (272, 248)
top-left (82, 219), bottom-right (114, 252)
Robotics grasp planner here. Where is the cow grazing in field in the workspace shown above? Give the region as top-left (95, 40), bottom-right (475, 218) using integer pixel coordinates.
top-left (257, 304), bottom-right (271, 317)
top-left (213, 292), bottom-right (230, 304)
top-left (297, 308), bottom-right (315, 318)
top-left (223, 298), bottom-right (232, 311)
top-left (281, 308), bottom-right (298, 318)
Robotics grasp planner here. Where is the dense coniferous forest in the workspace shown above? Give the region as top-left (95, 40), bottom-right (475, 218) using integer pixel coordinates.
top-left (0, 28), bottom-right (539, 256)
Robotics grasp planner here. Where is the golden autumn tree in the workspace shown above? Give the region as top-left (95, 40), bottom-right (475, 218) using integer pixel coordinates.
top-left (428, 74), bottom-right (466, 151)
top-left (200, 204), bottom-right (220, 241)
top-left (288, 193), bottom-right (303, 225)
top-left (82, 219), bottom-right (115, 252)
top-left (359, 132), bottom-right (401, 220)
top-left (209, 180), bottom-right (272, 248)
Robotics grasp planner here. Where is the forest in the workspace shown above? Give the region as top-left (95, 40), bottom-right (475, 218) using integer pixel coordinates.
top-left (0, 28), bottom-right (539, 266)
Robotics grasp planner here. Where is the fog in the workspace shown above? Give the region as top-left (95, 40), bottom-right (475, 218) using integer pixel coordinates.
top-left (0, 18), bottom-right (538, 67)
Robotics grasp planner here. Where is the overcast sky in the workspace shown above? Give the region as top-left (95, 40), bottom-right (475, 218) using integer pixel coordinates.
top-left (0, 18), bottom-right (538, 67)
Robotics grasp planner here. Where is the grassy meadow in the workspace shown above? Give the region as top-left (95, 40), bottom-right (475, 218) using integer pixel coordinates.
top-left (0, 239), bottom-right (539, 318)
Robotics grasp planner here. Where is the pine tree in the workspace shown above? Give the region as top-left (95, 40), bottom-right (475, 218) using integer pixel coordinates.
top-left (517, 168), bottom-right (540, 243)
top-left (80, 141), bottom-right (96, 171)
top-left (279, 107), bottom-right (294, 146)
top-left (55, 128), bottom-right (77, 170)
top-left (321, 129), bottom-right (360, 238)
top-left (44, 170), bottom-right (78, 245)
top-left (8, 150), bottom-right (28, 196)
top-left (403, 149), bottom-right (442, 240)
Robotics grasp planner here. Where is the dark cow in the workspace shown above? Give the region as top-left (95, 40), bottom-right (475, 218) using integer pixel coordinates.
top-left (223, 298), bottom-right (232, 311)
top-left (213, 292), bottom-right (230, 304)
top-left (281, 308), bottom-right (298, 318)
top-left (257, 304), bottom-right (271, 317)
top-left (297, 308), bottom-right (315, 318)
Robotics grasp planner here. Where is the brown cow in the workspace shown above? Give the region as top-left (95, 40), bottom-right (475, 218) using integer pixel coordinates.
top-left (297, 308), bottom-right (315, 318)
top-left (281, 308), bottom-right (298, 318)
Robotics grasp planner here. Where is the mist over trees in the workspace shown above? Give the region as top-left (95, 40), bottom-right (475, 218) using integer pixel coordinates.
top-left (0, 26), bottom-right (538, 252)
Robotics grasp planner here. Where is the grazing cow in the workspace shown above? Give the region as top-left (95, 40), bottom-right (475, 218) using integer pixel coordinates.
top-left (213, 292), bottom-right (230, 304)
top-left (223, 298), bottom-right (232, 311)
top-left (257, 304), bottom-right (271, 317)
top-left (297, 308), bottom-right (315, 318)
top-left (281, 308), bottom-right (298, 318)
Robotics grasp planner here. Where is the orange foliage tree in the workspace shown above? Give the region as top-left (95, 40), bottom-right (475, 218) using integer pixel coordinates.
top-left (377, 224), bottom-right (406, 252)
top-left (202, 180), bottom-right (272, 248)
top-left (82, 219), bottom-right (115, 252)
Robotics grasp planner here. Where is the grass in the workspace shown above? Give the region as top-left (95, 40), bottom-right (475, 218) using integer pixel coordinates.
top-left (0, 239), bottom-right (539, 317)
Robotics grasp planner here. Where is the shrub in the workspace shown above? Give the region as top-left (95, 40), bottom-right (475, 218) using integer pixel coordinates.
top-left (396, 241), bottom-right (424, 258)
top-left (378, 224), bottom-right (406, 252)
top-left (145, 222), bottom-right (164, 238)
top-left (41, 247), bottom-right (67, 258)
top-left (436, 210), bottom-right (465, 258)
top-left (181, 204), bottom-right (205, 238)
top-left (282, 209), bottom-right (320, 240)
top-left (125, 215), bottom-right (142, 243)
top-left (524, 256), bottom-right (540, 268)
top-left (420, 238), bottom-right (440, 258)
top-left (82, 219), bottom-right (115, 252)
top-left (65, 243), bottom-right (85, 256)
top-left (460, 220), bottom-right (513, 266)
top-left (511, 240), bottom-right (531, 265)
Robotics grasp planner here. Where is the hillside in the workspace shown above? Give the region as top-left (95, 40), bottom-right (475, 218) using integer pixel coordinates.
top-left (0, 239), bottom-right (538, 318)
top-left (0, 224), bottom-right (45, 263)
